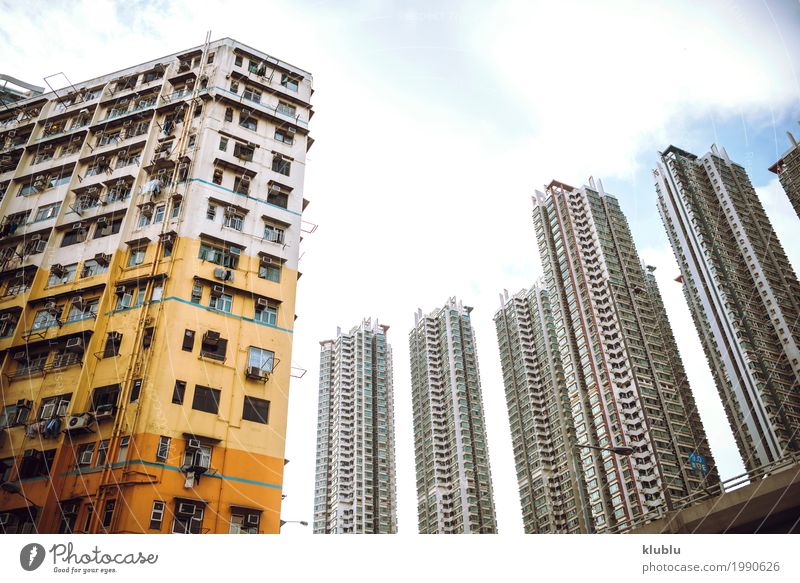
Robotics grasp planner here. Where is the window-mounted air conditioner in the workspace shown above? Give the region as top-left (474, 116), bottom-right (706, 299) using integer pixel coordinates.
top-left (65, 337), bottom-right (84, 353)
top-left (187, 438), bottom-right (201, 449)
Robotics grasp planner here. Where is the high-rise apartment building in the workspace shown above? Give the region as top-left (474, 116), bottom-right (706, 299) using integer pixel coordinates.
top-left (655, 145), bottom-right (800, 473)
top-left (531, 179), bottom-right (718, 532)
top-left (409, 297), bottom-right (496, 534)
top-left (313, 319), bottom-right (397, 534)
top-left (769, 130), bottom-right (800, 219)
top-left (494, 286), bottom-right (588, 533)
top-left (0, 38), bottom-right (313, 534)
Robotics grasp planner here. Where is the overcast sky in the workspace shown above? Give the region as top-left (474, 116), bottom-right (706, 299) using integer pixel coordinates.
top-left (2, 0), bottom-right (799, 535)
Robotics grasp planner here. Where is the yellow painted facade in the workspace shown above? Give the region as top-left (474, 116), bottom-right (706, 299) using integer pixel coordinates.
top-left (0, 38), bottom-right (312, 534)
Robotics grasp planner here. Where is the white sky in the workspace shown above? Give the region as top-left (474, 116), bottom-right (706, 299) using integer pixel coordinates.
top-left (2, 0), bottom-right (799, 535)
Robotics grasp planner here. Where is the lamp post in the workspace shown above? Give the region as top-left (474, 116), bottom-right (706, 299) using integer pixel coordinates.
top-left (571, 442), bottom-right (634, 532)
top-left (279, 519), bottom-right (308, 530)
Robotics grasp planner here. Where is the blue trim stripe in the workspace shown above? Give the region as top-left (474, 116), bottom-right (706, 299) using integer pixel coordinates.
top-left (161, 296), bottom-right (293, 334)
top-left (187, 178), bottom-right (302, 217)
top-left (63, 460), bottom-right (283, 490)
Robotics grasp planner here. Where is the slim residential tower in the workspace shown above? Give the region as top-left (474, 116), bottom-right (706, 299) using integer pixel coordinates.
top-left (0, 38), bottom-right (312, 533)
top-left (531, 179), bottom-right (718, 532)
top-left (494, 286), bottom-right (588, 533)
top-left (313, 319), bottom-right (397, 533)
top-left (768, 129), bottom-right (800, 219)
top-left (410, 297), bottom-right (496, 533)
top-left (655, 145), bottom-right (800, 472)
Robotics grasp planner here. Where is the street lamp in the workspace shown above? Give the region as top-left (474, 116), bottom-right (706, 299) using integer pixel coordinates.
top-left (279, 519), bottom-right (308, 530)
top-left (575, 444), bottom-right (634, 456)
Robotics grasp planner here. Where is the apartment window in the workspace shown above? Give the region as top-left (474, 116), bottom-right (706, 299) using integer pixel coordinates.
top-left (91, 384), bottom-right (120, 413)
top-left (233, 142), bottom-right (254, 161)
top-left (61, 227), bottom-right (88, 247)
top-left (47, 263), bottom-right (77, 286)
top-left (183, 443), bottom-right (212, 469)
top-left (276, 101), bottom-right (296, 117)
top-left (67, 297), bottom-right (99, 321)
top-left (192, 385), bottom-right (221, 414)
top-left (36, 394), bottom-right (71, 420)
top-left (233, 175), bottom-right (250, 195)
top-left (32, 307), bottom-right (61, 329)
top-left (128, 248), bottom-right (146, 267)
top-left (258, 262), bottom-right (281, 282)
top-left (209, 292), bottom-right (232, 313)
top-left (218, 137), bottom-right (228, 151)
top-left (207, 52), bottom-right (215, 64)
top-left (142, 326), bottom-right (154, 348)
top-left (272, 155), bottom-right (290, 176)
top-left (224, 107), bottom-right (233, 122)
top-left (235, 55), bottom-right (243, 66)
top-left (170, 198), bottom-right (182, 219)
top-left (182, 329), bottom-right (195, 352)
top-left (103, 332), bottom-right (122, 357)
top-left (230, 80), bottom-right (239, 93)
top-left (34, 202), bottom-right (60, 222)
top-left (96, 440), bottom-right (109, 466)
top-left (206, 204), bottom-right (217, 220)
top-left (94, 217), bottom-right (123, 238)
top-left (153, 204), bottom-right (165, 223)
top-left (102, 500), bottom-right (116, 530)
top-left (130, 379), bottom-right (142, 402)
top-left (200, 332), bottom-right (228, 361)
top-left (172, 380), bottom-right (186, 404)
top-left (33, 149), bottom-right (55, 164)
top-left (198, 242), bottom-right (239, 269)
top-left (248, 346), bottom-right (275, 374)
top-left (97, 131), bottom-right (120, 146)
top-left (172, 503), bottom-right (204, 534)
top-left (156, 436), bottom-right (170, 462)
top-left (80, 258), bottom-right (108, 278)
top-left (76, 443), bottom-right (95, 467)
top-left (239, 114), bottom-right (257, 132)
top-left (224, 210), bottom-right (245, 231)
top-left (149, 501), bottom-right (165, 530)
top-left (267, 188), bottom-right (289, 208)
top-left (242, 87), bottom-right (261, 103)
top-left (280, 74), bottom-right (299, 92)
top-left (242, 396), bottom-right (270, 425)
top-left (274, 128), bottom-right (293, 145)
top-left (230, 512), bottom-right (259, 534)
top-left (263, 223), bottom-right (285, 244)
top-left (117, 436), bottom-right (129, 463)
top-left (254, 302), bottom-right (277, 325)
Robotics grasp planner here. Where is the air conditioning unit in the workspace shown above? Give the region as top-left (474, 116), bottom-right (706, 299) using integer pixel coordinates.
top-left (260, 256), bottom-right (273, 265)
top-left (0, 313), bottom-right (10, 322)
top-left (33, 240), bottom-right (47, 253)
top-left (287, 127), bottom-right (296, 134)
top-left (229, 246), bottom-right (241, 256)
top-left (203, 330), bottom-right (220, 346)
top-left (256, 298), bottom-right (269, 308)
top-left (245, 514), bottom-right (259, 526)
top-left (61, 501), bottom-right (79, 515)
top-left (115, 285), bottom-right (126, 295)
top-left (187, 438), bottom-right (201, 449)
top-left (65, 413), bottom-right (93, 431)
top-left (17, 399), bottom-right (32, 410)
top-left (22, 448), bottom-right (40, 459)
top-left (33, 175), bottom-right (46, 185)
top-left (224, 206), bottom-right (237, 217)
top-left (12, 351), bottom-right (26, 360)
top-left (45, 300), bottom-right (60, 315)
top-left (108, 331), bottom-right (122, 341)
top-left (72, 222), bottom-right (85, 231)
top-left (96, 216), bottom-right (108, 226)
top-left (140, 204), bottom-right (153, 217)
top-left (65, 337), bottom-right (84, 353)
top-left (240, 175), bottom-right (251, 186)
top-left (246, 366), bottom-right (267, 380)
top-left (51, 263), bottom-right (65, 277)
top-left (72, 295), bottom-right (84, 306)
top-left (79, 108), bottom-right (90, 116)
top-left (176, 502), bottom-right (195, 516)
top-left (213, 267), bottom-right (227, 280)
top-left (95, 253), bottom-right (111, 266)
top-left (210, 285), bottom-right (224, 298)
